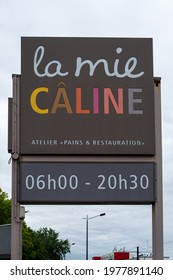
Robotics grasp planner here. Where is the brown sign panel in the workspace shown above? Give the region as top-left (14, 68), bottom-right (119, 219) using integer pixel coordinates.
top-left (21, 37), bottom-right (155, 155)
top-left (19, 162), bottom-right (155, 204)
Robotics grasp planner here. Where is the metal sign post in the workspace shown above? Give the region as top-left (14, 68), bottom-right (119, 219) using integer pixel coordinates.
top-left (11, 75), bottom-right (22, 260)
top-left (152, 78), bottom-right (163, 259)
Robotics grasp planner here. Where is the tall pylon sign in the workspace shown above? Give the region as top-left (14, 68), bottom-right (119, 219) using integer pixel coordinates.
top-left (9, 38), bottom-right (163, 259)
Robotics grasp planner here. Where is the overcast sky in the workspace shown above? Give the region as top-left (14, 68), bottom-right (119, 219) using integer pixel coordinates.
top-left (0, 0), bottom-right (173, 260)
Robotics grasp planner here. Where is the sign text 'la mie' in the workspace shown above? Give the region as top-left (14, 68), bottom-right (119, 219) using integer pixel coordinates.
top-left (31, 45), bottom-right (144, 116)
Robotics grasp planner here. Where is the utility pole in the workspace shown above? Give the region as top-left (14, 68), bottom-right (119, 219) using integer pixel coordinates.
top-left (136, 246), bottom-right (140, 260)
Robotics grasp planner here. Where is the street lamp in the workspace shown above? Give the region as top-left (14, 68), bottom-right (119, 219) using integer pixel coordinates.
top-left (83, 213), bottom-right (106, 260)
top-left (64, 242), bottom-right (75, 260)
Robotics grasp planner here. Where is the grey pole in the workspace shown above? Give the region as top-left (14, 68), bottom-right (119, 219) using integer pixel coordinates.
top-left (86, 215), bottom-right (89, 260)
top-left (11, 74), bottom-right (22, 259)
top-left (152, 78), bottom-right (163, 259)
top-left (137, 246), bottom-right (140, 260)
top-left (83, 213), bottom-right (105, 260)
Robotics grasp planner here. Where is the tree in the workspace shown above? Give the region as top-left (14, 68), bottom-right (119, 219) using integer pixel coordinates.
top-left (22, 224), bottom-right (71, 260)
top-left (0, 188), bottom-right (70, 260)
top-left (22, 222), bottom-right (47, 260)
top-left (0, 188), bottom-right (11, 224)
top-left (22, 226), bottom-right (71, 260)
top-left (34, 227), bottom-right (70, 260)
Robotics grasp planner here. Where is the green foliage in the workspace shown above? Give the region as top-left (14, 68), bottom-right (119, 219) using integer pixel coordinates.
top-left (0, 187), bottom-right (70, 260)
top-left (22, 222), bottom-right (47, 259)
top-left (0, 188), bottom-right (11, 224)
top-left (23, 227), bottom-right (70, 260)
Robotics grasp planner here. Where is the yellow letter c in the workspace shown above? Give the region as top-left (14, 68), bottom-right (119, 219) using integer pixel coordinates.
top-left (30, 87), bottom-right (48, 114)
